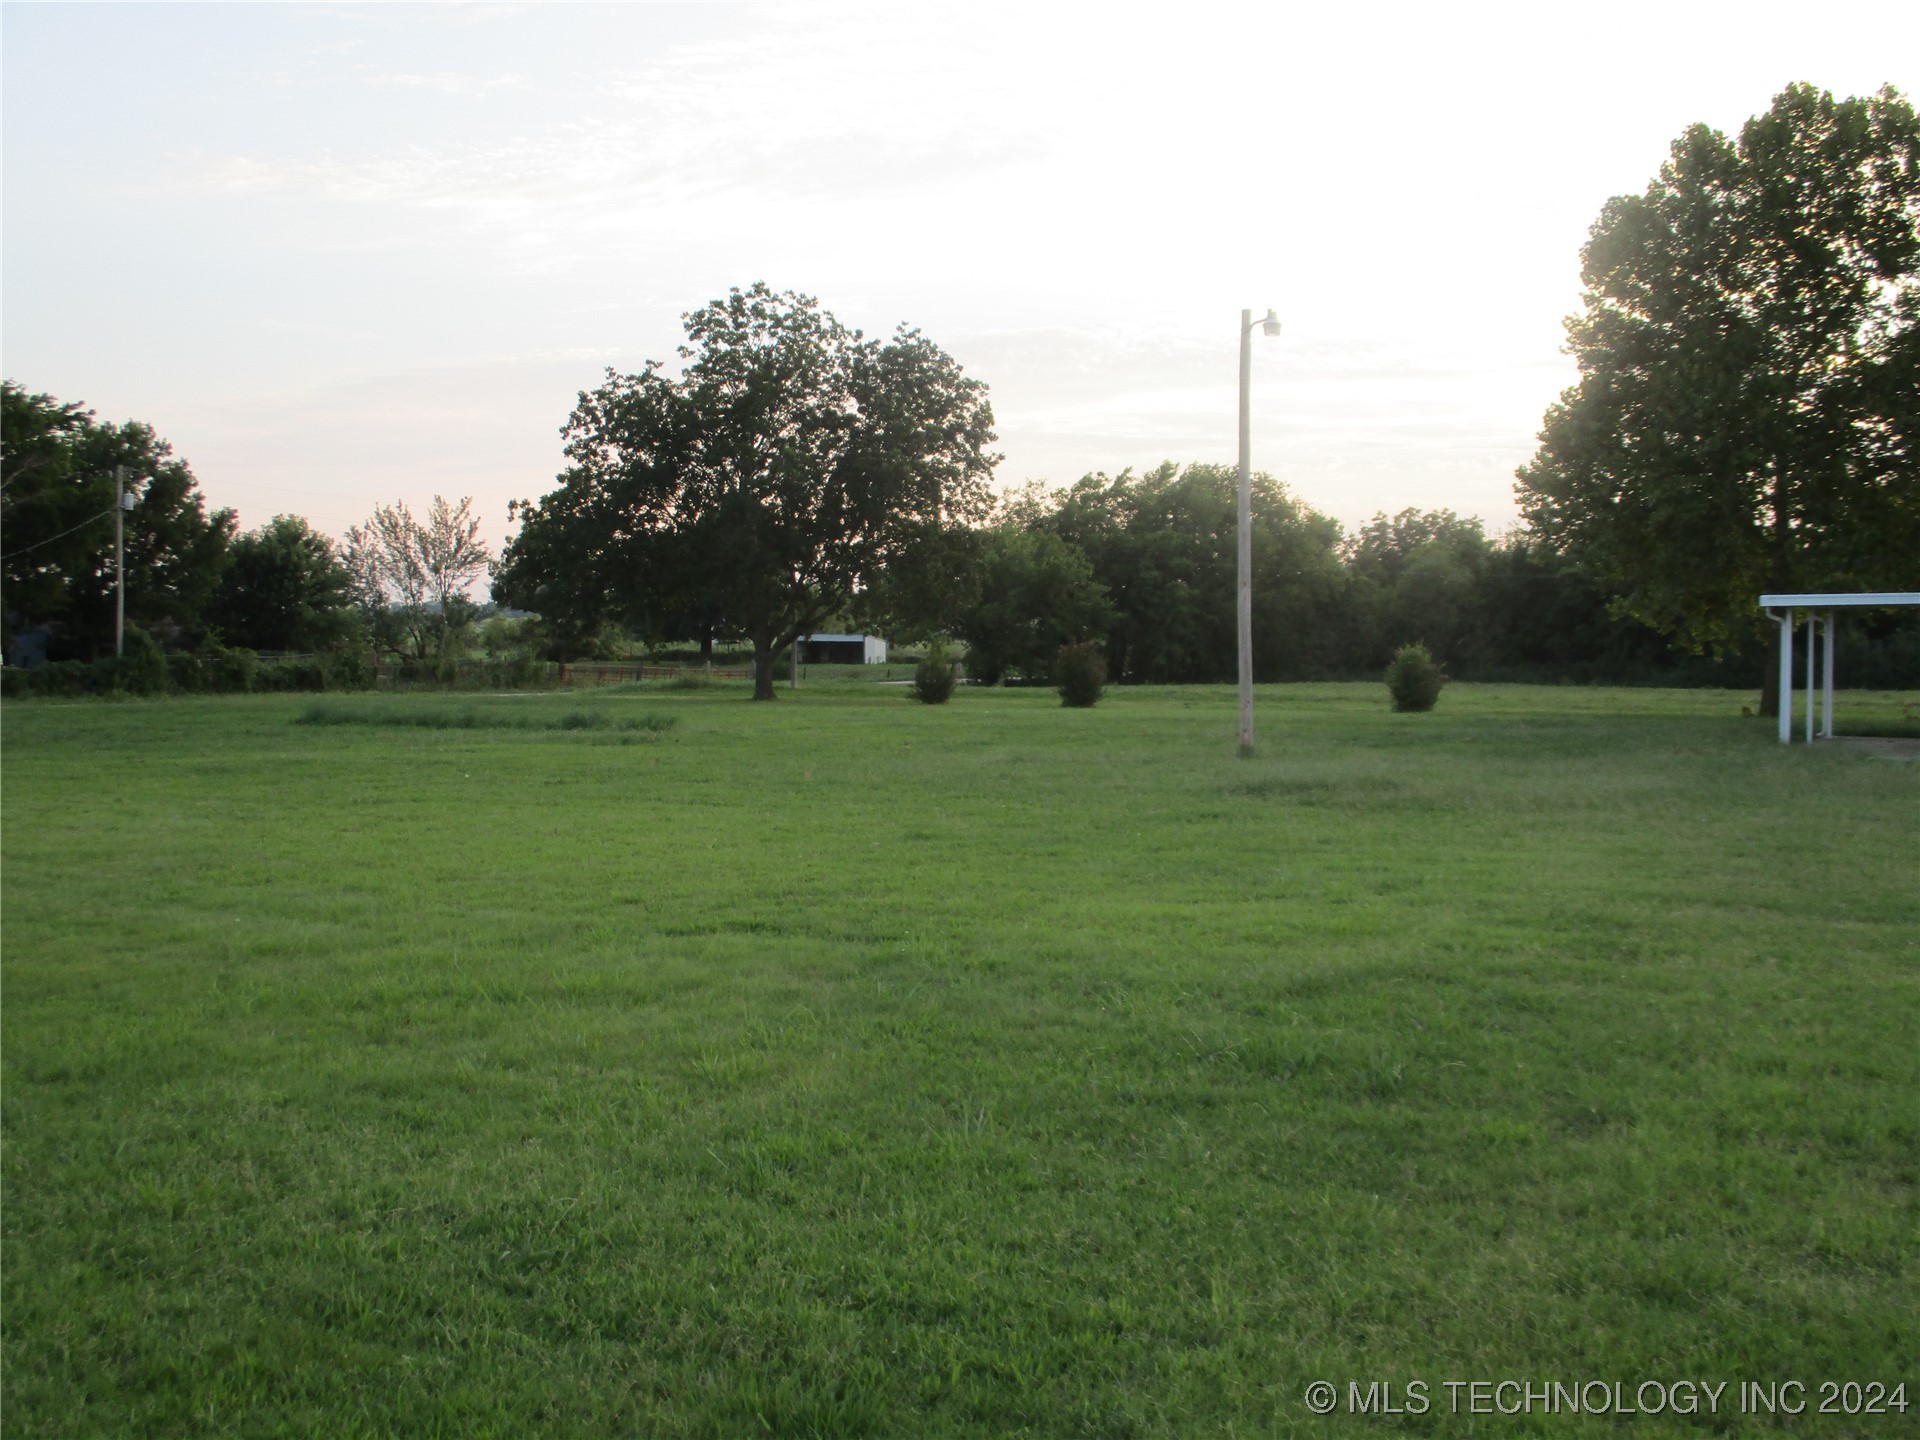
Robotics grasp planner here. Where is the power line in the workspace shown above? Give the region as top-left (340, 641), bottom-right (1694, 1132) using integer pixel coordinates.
top-left (0, 505), bottom-right (117, 562)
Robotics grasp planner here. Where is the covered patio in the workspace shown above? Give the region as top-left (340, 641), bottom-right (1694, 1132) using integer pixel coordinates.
top-left (1758, 592), bottom-right (1920, 743)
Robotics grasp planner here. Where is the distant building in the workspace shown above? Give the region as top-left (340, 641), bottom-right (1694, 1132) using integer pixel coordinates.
top-left (4, 625), bottom-right (50, 669)
top-left (798, 633), bottom-right (888, 664)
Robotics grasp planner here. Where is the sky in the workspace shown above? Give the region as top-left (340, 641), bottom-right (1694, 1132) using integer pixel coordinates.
top-left (4, 1), bottom-right (1916, 562)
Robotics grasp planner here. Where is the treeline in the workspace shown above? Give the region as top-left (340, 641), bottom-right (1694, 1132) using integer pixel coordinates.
top-left (2, 383), bottom-right (495, 688)
top-left (9, 383), bottom-right (1916, 694)
top-left (888, 463), bottom-right (1919, 688)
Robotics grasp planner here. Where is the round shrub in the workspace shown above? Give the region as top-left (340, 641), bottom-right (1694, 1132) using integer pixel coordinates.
top-left (1386, 643), bottom-right (1445, 712)
top-left (912, 642), bottom-right (957, 704)
top-left (1, 666), bottom-right (25, 699)
top-left (1054, 641), bottom-right (1106, 708)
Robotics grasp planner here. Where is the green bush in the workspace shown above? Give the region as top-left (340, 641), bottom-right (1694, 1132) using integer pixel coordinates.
top-left (1, 665), bottom-right (25, 698)
top-left (202, 644), bottom-right (258, 694)
top-left (167, 650), bottom-right (209, 693)
top-left (323, 649), bottom-right (374, 690)
top-left (1387, 643), bottom-right (1446, 712)
top-left (109, 627), bottom-right (171, 695)
top-left (912, 642), bottom-right (957, 705)
top-left (258, 657), bottom-right (329, 692)
top-left (28, 660), bottom-right (92, 697)
top-left (481, 653), bottom-right (547, 689)
top-left (1054, 641), bottom-right (1107, 708)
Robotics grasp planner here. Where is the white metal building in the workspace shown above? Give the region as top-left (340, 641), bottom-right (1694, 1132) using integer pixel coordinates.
top-left (797, 633), bottom-right (888, 664)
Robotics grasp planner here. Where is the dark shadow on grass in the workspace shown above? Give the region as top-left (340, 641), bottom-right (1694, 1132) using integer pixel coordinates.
top-left (295, 702), bottom-right (675, 734)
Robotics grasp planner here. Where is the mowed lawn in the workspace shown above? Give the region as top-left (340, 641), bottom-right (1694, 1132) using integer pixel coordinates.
top-left (3, 682), bottom-right (1916, 1438)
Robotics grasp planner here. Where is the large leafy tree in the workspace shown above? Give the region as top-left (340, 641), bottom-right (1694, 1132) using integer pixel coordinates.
top-left (496, 284), bottom-right (998, 699)
top-left (1517, 85), bottom-right (1920, 711)
top-left (951, 526), bottom-right (1113, 686)
top-left (206, 515), bottom-right (358, 653)
top-left (1035, 463), bottom-right (1346, 683)
top-left (2, 381), bottom-right (234, 657)
top-left (1341, 508), bottom-right (1494, 669)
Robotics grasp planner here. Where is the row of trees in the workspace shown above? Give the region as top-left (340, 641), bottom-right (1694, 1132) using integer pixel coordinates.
top-left (11, 85), bottom-right (1915, 699)
top-left (2, 380), bottom-right (491, 667)
top-left (863, 468), bottom-right (1914, 688)
top-left (497, 85), bottom-right (1917, 704)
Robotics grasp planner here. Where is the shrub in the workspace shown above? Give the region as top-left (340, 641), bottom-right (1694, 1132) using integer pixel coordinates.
top-left (258, 656), bottom-right (329, 692)
top-left (1054, 641), bottom-right (1106, 708)
top-left (28, 660), bottom-right (92, 697)
top-left (202, 643), bottom-right (258, 694)
top-left (1387, 643), bottom-right (1445, 712)
top-left (109, 627), bottom-right (171, 695)
top-left (167, 650), bottom-right (209, 693)
top-left (323, 649), bottom-right (374, 690)
top-left (912, 642), bottom-right (957, 704)
top-left (495, 653), bottom-right (551, 689)
top-left (1, 666), bottom-right (25, 698)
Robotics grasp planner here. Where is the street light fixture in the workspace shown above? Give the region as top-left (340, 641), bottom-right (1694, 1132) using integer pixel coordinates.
top-left (1237, 307), bottom-right (1280, 756)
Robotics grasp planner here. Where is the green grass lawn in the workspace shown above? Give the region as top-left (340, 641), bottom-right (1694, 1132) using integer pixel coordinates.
top-left (3, 682), bottom-right (1916, 1437)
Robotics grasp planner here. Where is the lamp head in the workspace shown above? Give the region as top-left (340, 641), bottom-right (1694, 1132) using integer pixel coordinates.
top-left (1261, 309), bottom-right (1281, 338)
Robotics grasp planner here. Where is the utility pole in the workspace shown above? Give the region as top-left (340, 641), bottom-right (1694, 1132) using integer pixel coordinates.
top-left (114, 465), bottom-right (128, 658)
top-left (1237, 308), bottom-right (1280, 757)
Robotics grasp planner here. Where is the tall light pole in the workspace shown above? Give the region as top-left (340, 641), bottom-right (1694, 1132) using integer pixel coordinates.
top-left (114, 465), bottom-right (128, 658)
top-left (1237, 308), bottom-right (1280, 757)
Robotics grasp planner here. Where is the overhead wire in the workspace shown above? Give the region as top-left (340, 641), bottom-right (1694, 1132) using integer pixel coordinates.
top-left (0, 505), bottom-right (120, 562)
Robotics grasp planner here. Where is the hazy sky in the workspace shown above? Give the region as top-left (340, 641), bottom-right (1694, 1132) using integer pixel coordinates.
top-left (5, 2), bottom-right (1915, 557)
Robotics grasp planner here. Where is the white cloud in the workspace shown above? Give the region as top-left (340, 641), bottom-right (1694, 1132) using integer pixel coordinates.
top-left (360, 69), bottom-right (526, 96)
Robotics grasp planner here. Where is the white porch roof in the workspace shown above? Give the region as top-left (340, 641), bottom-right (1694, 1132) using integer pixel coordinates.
top-left (1760, 592), bottom-right (1920, 609)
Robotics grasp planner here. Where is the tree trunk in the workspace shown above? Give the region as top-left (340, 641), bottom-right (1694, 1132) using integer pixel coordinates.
top-left (699, 631), bottom-right (713, 663)
top-left (751, 637), bottom-right (777, 700)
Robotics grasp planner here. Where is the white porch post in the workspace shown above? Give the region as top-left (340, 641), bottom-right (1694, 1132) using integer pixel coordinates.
top-left (1821, 611), bottom-right (1835, 738)
top-left (1805, 613), bottom-right (1815, 742)
top-left (1777, 611), bottom-right (1794, 744)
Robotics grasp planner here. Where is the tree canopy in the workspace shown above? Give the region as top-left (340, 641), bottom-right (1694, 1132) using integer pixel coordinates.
top-left (1341, 508), bottom-right (1494, 671)
top-left (1516, 84), bottom-right (1920, 704)
top-left (2, 381), bottom-right (235, 656)
top-left (1030, 463), bottom-right (1347, 684)
top-left (495, 284), bottom-right (998, 698)
top-left (950, 525), bottom-right (1113, 686)
top-left (206, 515), bottom-right (357, 653)
top-left (345, 497), bottom-right (491, 664)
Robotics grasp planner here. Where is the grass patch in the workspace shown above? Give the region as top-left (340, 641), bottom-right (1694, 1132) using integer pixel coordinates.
top-left (4, 683), bottom-right (1916, 1436)
top-left (296, 699), bottom-right (675, 734)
